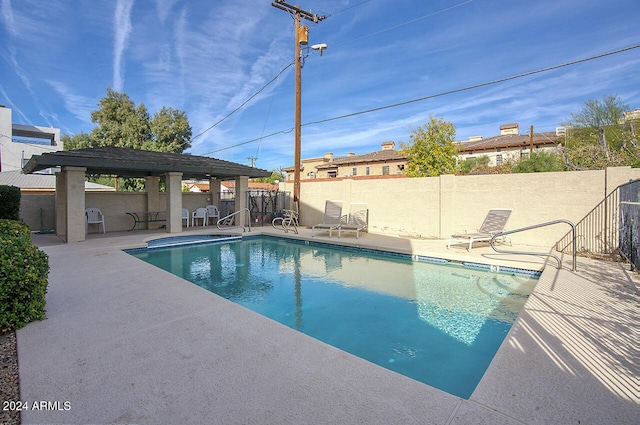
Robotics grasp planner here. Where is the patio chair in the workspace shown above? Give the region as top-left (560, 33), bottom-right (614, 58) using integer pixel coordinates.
top-left (339, 203), bottom-right (369, 239)
top-left (205, 205), bottom-right (220, 225)
top-left (85, 207), bottom-right (105, 234)
top-left (192, 207), bottom-right (208, 227)
top-left (312, 200), bottom-right (346, 238)
top-left (181, 208), bottom-right (190, 228)
top-left (447, 209), bottom-right (512, 251)
top-left (272, 208), bottom-right (299, 234)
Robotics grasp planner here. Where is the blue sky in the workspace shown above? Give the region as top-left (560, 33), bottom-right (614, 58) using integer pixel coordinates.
top-left (2, 0), bottom-right (639, 172)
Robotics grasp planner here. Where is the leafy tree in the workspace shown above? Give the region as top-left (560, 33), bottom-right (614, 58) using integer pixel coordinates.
top-left (62, 89), bottom-right (192, 191)
top-left (150, 107), bottom-right (192, 153)
top-left (63, 88), bottom-right (191, 154)
top-left (458, 155), bottom-right (490, 174)
top-left (561, 95), bottom-right (638, 169)
top-left (401, 116), bottom-right (458, 177)
top-left (513, 151), bottom-right (565, 173)
top-left (253, 169), bottom-right (284, 185)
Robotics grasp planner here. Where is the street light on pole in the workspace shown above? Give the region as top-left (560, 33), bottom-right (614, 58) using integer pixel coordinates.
top-left (272, 1), bottom-right (326, 205)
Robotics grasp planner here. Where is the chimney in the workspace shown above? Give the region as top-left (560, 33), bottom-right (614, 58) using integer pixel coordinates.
top-left (323, 152), bottom-right (333, 162)
top-left (500, 123), bottom-right (519, 135)
top-left (347, 152), bottom-right (356, 157)
top-left (468, 136), bottom-right (483, 142)
top-left (381, 141), bottom-right (395, 150)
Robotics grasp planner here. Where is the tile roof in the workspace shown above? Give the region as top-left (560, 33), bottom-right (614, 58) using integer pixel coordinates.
top-left (457, 132), bottom-right (559, 152)
top-left (315, 149), bottom-right (407, 170)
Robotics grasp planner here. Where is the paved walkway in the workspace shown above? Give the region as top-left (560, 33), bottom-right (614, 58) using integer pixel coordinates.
top-left (17, 227), bottom-right (639, 424)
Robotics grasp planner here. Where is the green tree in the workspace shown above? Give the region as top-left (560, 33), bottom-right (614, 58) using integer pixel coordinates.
top-left (561, 95), bottom-right (637, 169)
top-left (401, 116), bottom-right (458, 177)
top-left (64, 88), bottom-right (191, 154)
top-left (150, 107), bottom-right (192, 153)
top-left (253, 169), bottom-right (284, 185)
top-left (458, 155), bottom-right (490, 174)
top-left (513, 151), bottom-right (565, 173)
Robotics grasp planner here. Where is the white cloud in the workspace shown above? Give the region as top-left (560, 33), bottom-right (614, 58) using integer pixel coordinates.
top-left (1, 0), bottom-right (17, 36)
top-left (113, 0), bottom-right (134, 92)
top-left (45, 80), bottom-right (96, 125)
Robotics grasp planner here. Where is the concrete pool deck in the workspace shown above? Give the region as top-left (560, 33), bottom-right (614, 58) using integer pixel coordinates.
top-left (17, 227), bottom-right (639, 424)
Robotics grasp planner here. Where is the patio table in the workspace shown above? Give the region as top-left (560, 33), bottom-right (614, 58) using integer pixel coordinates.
top-left (125, 211), bottom-right (167, 231)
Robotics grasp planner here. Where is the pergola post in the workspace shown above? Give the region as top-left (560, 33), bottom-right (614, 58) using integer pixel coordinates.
top-left (235, 175), bottom-right (249, 227)
top-left (165, 172), bottom-right (183, 233)
top-left (209, 178), bottom-right (221, 208)
top-left (63, 166), bottom-right (87, 242)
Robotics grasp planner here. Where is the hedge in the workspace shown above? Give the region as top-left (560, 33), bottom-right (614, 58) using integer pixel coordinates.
top-left (0, 219), bottom-right (49, 329)
top-left (0, 185), bottom-right (20, 220)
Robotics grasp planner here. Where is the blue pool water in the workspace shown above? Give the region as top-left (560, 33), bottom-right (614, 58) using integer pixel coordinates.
top-left (128, 236), bottom-right (538, 399)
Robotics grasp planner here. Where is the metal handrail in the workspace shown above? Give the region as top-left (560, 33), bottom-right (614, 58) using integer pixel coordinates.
top-left (490, 219), bottom-right (577, 271)
top-left (216, 208), bottom-right (251, 232)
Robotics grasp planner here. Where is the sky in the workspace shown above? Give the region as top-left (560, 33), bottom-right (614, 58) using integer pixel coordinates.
top-left (1, 0), bottom-right (639, 172)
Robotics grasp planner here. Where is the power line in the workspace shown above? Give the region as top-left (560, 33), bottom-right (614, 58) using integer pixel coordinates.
top-left (194, 1), bottom-right (473, 147)
top-left (304, 44), bottom-right (640, 126)
top-left (204, 44), bottom-right (639, 154)
top-left (324, 0), bottom-right (372, 18)
top-left (333, 0), bottom-right (475, 48)
top-left (191, 61), bottom-right (295, 141)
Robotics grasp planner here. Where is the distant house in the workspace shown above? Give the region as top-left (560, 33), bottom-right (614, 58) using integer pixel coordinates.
top-left (0, 105), bottom-right (62, 173)
top-left (283, 141), bottom-right (407, 181)
top-left (284, 123), bottom-right (561, 180)
top-left (457, 123), bottom-right (560, 166)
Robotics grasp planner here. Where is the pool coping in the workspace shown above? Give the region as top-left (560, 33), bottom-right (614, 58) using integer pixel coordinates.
top-left (17, 227), bottom-right (639, 424)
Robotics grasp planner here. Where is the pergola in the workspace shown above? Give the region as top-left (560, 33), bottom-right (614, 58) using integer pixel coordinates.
top-left (22, 147), bottom-right (271, 242)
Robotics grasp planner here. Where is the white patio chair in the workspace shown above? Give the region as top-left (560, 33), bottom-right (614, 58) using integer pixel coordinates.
top-left (192, 207), bottom-right (208, 227)
top-left (205, 205), bottom-right (220, 225)
top-left (312, 200), bottom-right (346, 238)
top-left (339, 203), bottom-right (369, 239)
top-left (181, 208), bottom-right (190, 228)
top-left (85, 207), bottom-right (106, 234)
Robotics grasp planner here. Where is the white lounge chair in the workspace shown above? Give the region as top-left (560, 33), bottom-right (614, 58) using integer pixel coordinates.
top-left (312, 200), bottom-right (346, 238)
top-left (192, 207), bottom-right (207, 227)
top-left (85, 207), bottom-right (106, 234)
top-left (447, 209), bottom-right (512, 250)
top-left (339, 203), bottom-right (368, 239)
top-left (205, 205), bottom-right (220, 225)
top-left (181, 208), bottom-right (190, 228)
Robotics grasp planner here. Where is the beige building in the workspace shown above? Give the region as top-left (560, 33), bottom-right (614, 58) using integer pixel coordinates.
top-left (0, 105), bottom-right (62, 172)
top-left (458, 123), bottom-right (560, 166)
top-left (283, 141), bottom-right (408, 181)
top-left (284, 123), bottom-right (560, 180)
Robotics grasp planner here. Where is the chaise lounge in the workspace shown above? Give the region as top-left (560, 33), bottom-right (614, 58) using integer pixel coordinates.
top-left (312, 200), bottom-right (346, 238)
top-left (447, 209), bottom-right (512, 250)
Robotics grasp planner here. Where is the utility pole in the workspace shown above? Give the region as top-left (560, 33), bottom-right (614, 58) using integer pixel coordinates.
top-left (272, 1), bottom-right (326, 204)
top-left (248, 156), bottom-right (257, 167)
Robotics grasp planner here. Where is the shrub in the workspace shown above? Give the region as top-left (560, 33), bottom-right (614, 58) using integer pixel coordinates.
top-left (0, 219), bottom-right (49, 329)
top-left (0, 185), bottom-right (20, 220)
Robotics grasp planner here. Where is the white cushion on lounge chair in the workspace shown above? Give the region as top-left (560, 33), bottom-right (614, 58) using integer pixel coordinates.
top-left (448, 209), bottom-right (512, 250)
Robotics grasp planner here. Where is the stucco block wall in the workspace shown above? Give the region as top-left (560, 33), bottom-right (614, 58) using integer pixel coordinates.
top-left (20, 194), bottom-right (55, 231)
top-left (284, 166), bottom-right (640, 247)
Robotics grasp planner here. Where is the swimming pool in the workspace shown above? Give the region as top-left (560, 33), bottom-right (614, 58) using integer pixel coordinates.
top-left (128, 235), bottom-right (538, 399)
